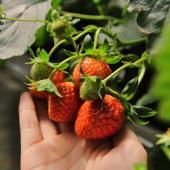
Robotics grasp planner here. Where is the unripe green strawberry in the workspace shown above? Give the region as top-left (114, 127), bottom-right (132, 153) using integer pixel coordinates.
top-left (50, 19), bottom-right (68, 35)
top-left (80, 76), bottom-right (105, 100)
top-left (31, 62), bottom-right (53, 81)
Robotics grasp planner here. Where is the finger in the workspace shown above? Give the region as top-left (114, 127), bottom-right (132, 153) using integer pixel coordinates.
top-left (19, 92), bottom-right (42, 153)
top-left (34, 99), bottom-right (59, 138)
top-left (112, 126), bottom-right (147, 163)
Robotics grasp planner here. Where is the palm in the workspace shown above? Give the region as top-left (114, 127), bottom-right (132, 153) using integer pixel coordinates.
top-left (19, 92), bottom-right (147, 170)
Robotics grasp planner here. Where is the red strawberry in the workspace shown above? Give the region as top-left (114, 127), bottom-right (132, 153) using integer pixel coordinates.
top-left (51, 70), bottom-right (65, 85)
top-left (75, 94), bottom-right (125, 139)
top-left (30, 85), bottom-right (49, 99)
top-left (73, 57), bottom-right (112, 86)
top-left (29, 70), bottom-right (65, 99)
top-left (48, 82), bottom-right (81, 122)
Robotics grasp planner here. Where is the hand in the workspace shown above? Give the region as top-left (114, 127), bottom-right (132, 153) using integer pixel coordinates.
top-left (19, 92), bottom-right (147, 170)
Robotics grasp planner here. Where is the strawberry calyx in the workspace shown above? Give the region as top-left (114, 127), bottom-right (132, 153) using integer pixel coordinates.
top-left (80, 75), bottom-right (106, 100)
top-left (28, 78), bottom-right (62, 97)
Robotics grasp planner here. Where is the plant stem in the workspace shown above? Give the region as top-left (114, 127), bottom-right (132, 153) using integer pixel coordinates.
top-left (73, 26), bottom-right (97, 40)
top-left (103, 56), bottom-right (147, 84)
top-left (48, 39), bottom-right (66, 58)
top-left (61, 11), bottom-right (113, 21)
top-left (48, 26), bottom-right (97, 58)
top-left (2, 17), bottom-right (48, 23)
top-left (107, 87), bottom-right (120, 97)
top-left (93, 27), bottom-right (102, 49)
top-left (49, 53), bottom-right (87, 78)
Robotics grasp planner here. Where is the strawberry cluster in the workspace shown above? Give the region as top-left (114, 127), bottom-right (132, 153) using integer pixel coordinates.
top-left (26, 10), bottom-right (156, 139)
top-left (27, 52), bottom-right (127, 139)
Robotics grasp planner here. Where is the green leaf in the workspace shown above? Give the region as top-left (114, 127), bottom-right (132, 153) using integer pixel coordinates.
top-left (133, 106), bottom-right (157, 118)
top-left (39, 49), bottom-right (49, 62)
top-left (115, 14), bottom-right (146, 44)
top-left (65, 25), bottom-right (77, 38)
top-left (107, 74), bottom-right (121, 90)
top-left (34, 25), bottom-right (52, 47)
top-left (161, 145), bottom-right (170, 160)
top-left (121, 78), bottom-right (138, 101)
top-left (28, 47), bottom-right (36, 59)
top-left (104, 55), bottom-right (123, 64)
top-left (100, 39), bottom-right (109, 51)
top-left (51, 0), bottom-right (61, 9)
top-left (133, 161), bottom-right (148, 170)
top-left (128, 115), bottom-right (149, 125)
top-left (0, 59), bottom-right (5, 68)
top-left (128, 0), bottom-right (170, 34)
top-left (36, 79), bottom-right (62, 97)
top-left (0, 0), bottom-right (50, 59)
top-left (0, 4), bottom-right (5, 19)
top-left (136, 93), bottom-right (156, 106)
top-left (92, 0), bottom-right (101, 4)
top-left (151, 23), bottom-right (170, 123)
top-left (63, 50), bottom-right (76, 57)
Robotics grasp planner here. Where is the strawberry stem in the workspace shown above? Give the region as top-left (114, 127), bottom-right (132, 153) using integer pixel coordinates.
top-left (48, 39), bottom-right (66, 58)
top-left (93, 27), bottom-right (102, 49)
top-left (48, 26), bottom-right (98, 58)
top-left (49, 53), bottom-right (87, 78)
top-left (107, 87), bottom-right (120, 97)
top-left (2, 16), bottom-right (48, 23)
top-left (103, 56), bottom-right (147, 84)
top-left (61, 11), bottom-right (113, 21)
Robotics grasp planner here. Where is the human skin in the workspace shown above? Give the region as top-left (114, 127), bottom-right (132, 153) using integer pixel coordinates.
top-left (19, 92), bottom-right (147, 170)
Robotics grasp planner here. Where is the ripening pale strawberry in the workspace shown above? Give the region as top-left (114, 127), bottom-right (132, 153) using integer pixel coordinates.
top-left (73, 57), bottom-right (112, 86)
top-left (48, 82), bottom-right (81, 122)
top-left (75, 94), bottom-right (125, 139)
top-left (31, 62), bottom-right (53, 81)
top-left (51, 70), bottom-right (65, 85)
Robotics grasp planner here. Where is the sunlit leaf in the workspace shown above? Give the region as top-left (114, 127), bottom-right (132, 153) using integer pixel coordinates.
top-left (151, 23), bottom-right (170, 122)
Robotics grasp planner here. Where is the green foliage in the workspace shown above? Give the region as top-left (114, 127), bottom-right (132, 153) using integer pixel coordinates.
top-left (0, 4), bottom-right (5, 19)
top-left (133, 161), bottom-right (147, 170)
top-left (121, 78), bottom-right (138, 101)
top-left (151, 23), bottom-right (170, 122)
top-left (128, 0), bottom-right (170, 34)
top-left (51, 0), bottom-right (61, 9)
top-left (35, 79), bottom-right (62, 97)
top-left (34, 25), bottom-right (52, 47)
top-left (133, 106), bottom-right (157, 118)
top-left (0, 59), bottom-right (5, 68)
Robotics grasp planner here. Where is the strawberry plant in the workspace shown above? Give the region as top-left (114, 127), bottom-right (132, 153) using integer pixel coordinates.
top-left (1, 0), bottom-right (170, 169)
